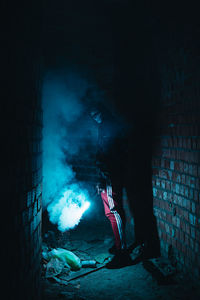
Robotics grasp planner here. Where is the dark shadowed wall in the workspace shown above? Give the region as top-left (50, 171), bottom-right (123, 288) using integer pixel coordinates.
top-left (151, 14), bottom-right (200, 277)
top-left (3, 2), bottom-right (43, 299)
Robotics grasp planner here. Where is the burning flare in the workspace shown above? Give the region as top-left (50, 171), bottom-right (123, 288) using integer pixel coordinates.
top-left (47, 184), bottom-right (91, 231)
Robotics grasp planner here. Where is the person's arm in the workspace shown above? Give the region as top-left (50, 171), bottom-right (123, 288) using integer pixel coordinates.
top-left (95, 125), bottom-right (108, 191)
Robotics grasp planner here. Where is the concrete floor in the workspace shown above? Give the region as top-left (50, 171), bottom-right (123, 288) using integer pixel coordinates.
top-left (42, 215), bottom-right (200, 300)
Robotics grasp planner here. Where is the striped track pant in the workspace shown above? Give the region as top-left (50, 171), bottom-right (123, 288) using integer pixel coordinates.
top-left (101, 185), bottom-right (126, 250)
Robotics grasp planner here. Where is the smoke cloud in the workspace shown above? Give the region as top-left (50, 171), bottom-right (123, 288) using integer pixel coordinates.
top-left (47, 183), bottom-right (90, 231)
top-left (42, 69), bottom-right (94, 231)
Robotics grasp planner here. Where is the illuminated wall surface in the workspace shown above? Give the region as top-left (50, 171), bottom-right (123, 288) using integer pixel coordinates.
top-left (2, 1), bottom-right (199, 299)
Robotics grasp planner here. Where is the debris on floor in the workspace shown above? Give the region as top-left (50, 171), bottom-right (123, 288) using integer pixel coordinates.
top-left (42, 240), bottom-right (111, 283)
top-left (82, 260), bottom-right (97, 268)
top-left (42, 222), bottom-right (200, 300)
top-left (142, 258), bottom-right (177, 286)
top-left (42, 247), bottom-right (82, 270)
top-left (45, 257), bottom-right (68, 278)
top-left (149, 257), bottom-right (177, 277)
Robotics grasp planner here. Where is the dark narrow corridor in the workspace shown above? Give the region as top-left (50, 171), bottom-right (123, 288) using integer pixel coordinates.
top-left (3, 1), bottom-right (200, 299)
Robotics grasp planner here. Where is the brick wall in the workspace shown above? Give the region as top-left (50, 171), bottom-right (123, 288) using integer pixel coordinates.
top-left (3, 2), bottom-right (43, 299)
top-left (152, 27), bottom-right (200, 277)
top-left (9, 91), bottom-right (43, 300)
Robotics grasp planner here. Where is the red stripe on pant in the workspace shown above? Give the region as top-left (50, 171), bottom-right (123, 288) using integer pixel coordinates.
top-left (101, 185), bottom-right (126, 250)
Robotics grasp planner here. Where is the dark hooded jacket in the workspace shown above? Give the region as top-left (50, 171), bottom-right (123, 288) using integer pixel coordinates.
top-left (96, 112), bottom-right (127, 187)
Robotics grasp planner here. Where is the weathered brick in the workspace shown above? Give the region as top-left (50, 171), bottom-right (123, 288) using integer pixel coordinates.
top-left (152, 39), bottom-right (200, 279)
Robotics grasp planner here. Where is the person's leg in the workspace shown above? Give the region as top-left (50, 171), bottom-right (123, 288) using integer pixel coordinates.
top-left (101, 184), bottom-right (132, 268)
top-left (125, 175), bottom-right (160, 259)
top-left (101, 184), bottom-right (126, 250)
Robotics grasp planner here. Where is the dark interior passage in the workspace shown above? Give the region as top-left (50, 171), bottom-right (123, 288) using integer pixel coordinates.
top-left (3, 1), bottom-right (200, 299)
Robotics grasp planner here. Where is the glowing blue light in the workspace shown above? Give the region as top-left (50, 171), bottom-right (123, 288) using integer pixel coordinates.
top-left (81, 201), bottom-right (90, 213)
top-left (47, 185), bottom-right (91, 232)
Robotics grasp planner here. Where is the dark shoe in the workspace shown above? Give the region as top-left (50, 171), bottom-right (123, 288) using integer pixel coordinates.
top-left (106, 250), bottom-right (133, 269)
top-left (127, 241), bottom-right (141, 253)
top-left (108, 244), bottom-right (117, 254)
top-left (131, 244), bottom-right (145, 264)
top-left (131, 244), bottom-right (160, 264)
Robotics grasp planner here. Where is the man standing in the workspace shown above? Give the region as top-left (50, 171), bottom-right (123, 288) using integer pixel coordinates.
top-left (90, 105), bottom-right (132, 268)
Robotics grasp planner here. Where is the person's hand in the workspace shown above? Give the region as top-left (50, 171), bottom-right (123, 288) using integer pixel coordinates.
top-left (96, 183), bottom-right (104, 195)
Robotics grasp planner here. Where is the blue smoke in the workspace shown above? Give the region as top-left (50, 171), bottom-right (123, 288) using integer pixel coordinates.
top-left (42, 70), bottom-right (93, 231)
top-left (47, 183), bottom-right (90, 231)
